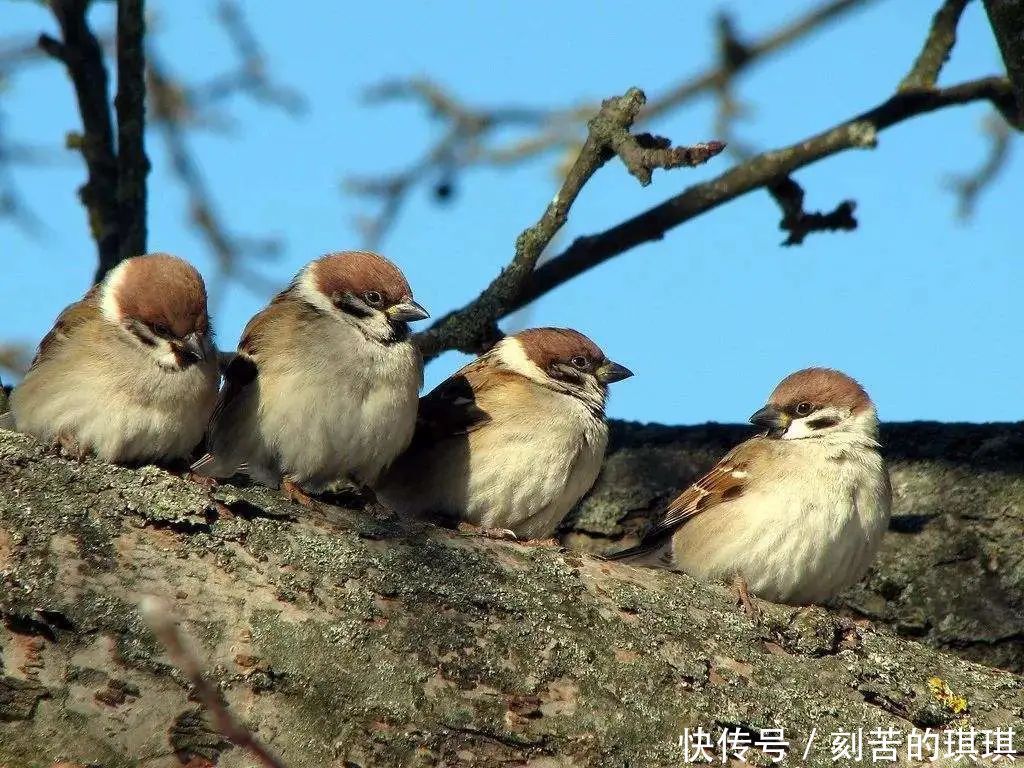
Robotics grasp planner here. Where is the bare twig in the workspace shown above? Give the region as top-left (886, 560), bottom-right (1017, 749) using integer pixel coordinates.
top-left (350, 0), bottom-right (876, 246)
top-left (767, 177), bottom-right (858, 246)
top-left (115, 0), bottom-right (149, 264)
top-left (638, 0), bottom-right (876, 122)
top-left (148, 58), bottom-right (282, 304)
top-left (414, 88), bottom-right (724, 359)
top-left (187, 0), bottom-right (306, 116)
top-left (141, 599), bottom-right (287, 768)
top-left (39, 0), bottom-right (120, 282)
top-left (0, 343), bottom-right (31, 378)
top-left (946, 112), bottom-right (1014, 219)
top-left (412, 76), bottom-right (1013, 357)
top-left (899, 0), bottom-right (971, 92)
top-left (711, 14), bottom-right (758, 163)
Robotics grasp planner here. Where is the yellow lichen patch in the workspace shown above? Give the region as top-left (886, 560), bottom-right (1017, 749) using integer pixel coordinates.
top-left (928, 676), bottom-right (969, 715)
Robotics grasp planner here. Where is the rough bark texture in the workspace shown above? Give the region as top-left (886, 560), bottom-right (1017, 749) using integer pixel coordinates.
top-left (984, 0), bottom-right (1024, 124)
top-left (1, 423), bottom-right (1022, 768)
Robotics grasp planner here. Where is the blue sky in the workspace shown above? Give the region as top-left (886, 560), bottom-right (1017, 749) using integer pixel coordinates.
top-left (2, 1), bottom-right (1021, 424)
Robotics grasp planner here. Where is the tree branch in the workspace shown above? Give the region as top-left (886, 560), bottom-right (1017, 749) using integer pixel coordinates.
top-left (766, 177), bottom-right (857, 246)
top-left (899, 0), bottom-right (971, 93)
top-left (39, 0), bottom-right (120, 282)
top-left (414, 88), bottom-right (724, 359)
top-left (350, 0), bottom-right (875, 246)
top-left (946, 111), bottom-right (1014, 218)
top-left (148, 58), bottom-right (282, 304)
top-left (481, 77), bottom-right (1013, 326)
top-left (983, 0), bottom-right (1024, 124)
top-left (115, 0), bottom-right (149, 267)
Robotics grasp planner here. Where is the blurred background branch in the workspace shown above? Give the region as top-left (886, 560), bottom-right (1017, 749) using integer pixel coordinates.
top-left (346, 0), bottom-right (879, 249)
top-left (946, 111), bottom-right (1014, 219)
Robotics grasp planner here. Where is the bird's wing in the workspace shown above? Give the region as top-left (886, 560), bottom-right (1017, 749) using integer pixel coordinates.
top-left (605, 438), bottom-right (763, 561)
top-left (411, 357), bottom-right (500, 445)
top-left (28, 286), bottom-right (102, 370)
top-left (190, 307), bottom-right (267, 472)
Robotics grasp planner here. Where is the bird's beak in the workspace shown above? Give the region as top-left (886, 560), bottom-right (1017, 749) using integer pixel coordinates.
top-left (596, 361), bottom-right (634, 384)
top-left (178, 332), bottom-right (207, 363)
top-left (749, 404), bottom-right (789, 433)
top-left (386, 299), bottom-right (430, 323)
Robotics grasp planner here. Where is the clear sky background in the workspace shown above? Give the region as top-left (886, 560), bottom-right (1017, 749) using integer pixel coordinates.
top-left (2, 1), bottom-right (1021, 425)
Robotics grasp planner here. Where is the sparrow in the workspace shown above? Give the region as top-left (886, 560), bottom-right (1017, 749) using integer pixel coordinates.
top-left (607, 367), bottom-right (892, 607)
top-left (192, 250), bottom-right (428, 504)
top-left (8, 253), bottom-right (219, 464)
top-left (377, 327), bottom-right (633, 540)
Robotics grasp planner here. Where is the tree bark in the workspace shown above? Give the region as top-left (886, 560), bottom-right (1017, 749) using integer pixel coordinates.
top-left (984, 0), bottom-right (1024, 124)
top-left (1, 424), bottom-right (1022, 767)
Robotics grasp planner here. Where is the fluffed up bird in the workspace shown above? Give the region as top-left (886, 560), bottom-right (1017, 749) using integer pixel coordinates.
top-left (192, 250), bottom-right (428, 505)
top-left (607, 367), bottom-right (891, 606)
top-left (8, 253), bottom-right (219, 464)
top-left (377, 327), bottom-right (633, 541)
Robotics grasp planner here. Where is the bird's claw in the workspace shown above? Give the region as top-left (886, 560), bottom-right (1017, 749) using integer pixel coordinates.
top-left (457, 522), bottom-right (518, 541)
top-left (732, 574), bottom-right (762, 622)
top-left (282, 478), bottom-right (323, 511)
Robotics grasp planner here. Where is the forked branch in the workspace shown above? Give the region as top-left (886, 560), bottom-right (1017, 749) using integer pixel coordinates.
top-left (414, 88), bottom-right (724, 359)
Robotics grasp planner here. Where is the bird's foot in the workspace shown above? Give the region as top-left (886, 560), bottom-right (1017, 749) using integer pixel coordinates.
top-left (182, 471), bottom-right (219, 490)
top-left (321, 479), bottom-right (376, 508)
top-left (519, 537), bottom-right (561, 548)
top-left (54, 432), bottom-right (88, 462)
top-left (281, 478), bottom-right (323, 511)
top-left (731, 574), bottom-right (762, 622)
top-left (457, 522), bottom-right (518, 541)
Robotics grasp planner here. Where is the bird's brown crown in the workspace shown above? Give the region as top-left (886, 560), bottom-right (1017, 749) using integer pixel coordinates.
top-left (768, 367), bottom-right (870, 413)
top-left (515, 327), bottom-right (606, 370)
top-left (312, 251), bottom-right (413, 305)
top-left (109, 253), bottom-right (209, 338)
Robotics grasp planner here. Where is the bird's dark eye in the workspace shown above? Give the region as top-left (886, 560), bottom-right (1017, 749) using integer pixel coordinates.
top-left (150, 323), bottom-right (172, 338)
top-left (570, 355), bottom-right (589, 369)
top-left (795, 401), bottom-right (813, 416)
top-left (363, 291), bottom-right (383, 306)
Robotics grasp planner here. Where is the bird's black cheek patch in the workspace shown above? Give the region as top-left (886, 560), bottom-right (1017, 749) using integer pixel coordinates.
top-left (132, 329), bottom-right (158, 348)
top-left (807, 415), bottom-right (840, 430)
top-left (333, 293), bottom-right (373, 319)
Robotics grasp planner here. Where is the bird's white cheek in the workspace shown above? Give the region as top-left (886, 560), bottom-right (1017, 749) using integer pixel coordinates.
top-left (781, 418), bottom-right (814, 440)
top-left (153, 341), bottom-right (182, 370)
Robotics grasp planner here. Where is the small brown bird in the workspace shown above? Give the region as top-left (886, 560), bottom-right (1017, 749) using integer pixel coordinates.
top-left (378, 327), bottom-right (633, 540)
top-left (608, 367), bottom-right (892, 606)
top-left (8, 253), bottom-right (218, 464)
top-left (192, 250), bottom-right (428, 504)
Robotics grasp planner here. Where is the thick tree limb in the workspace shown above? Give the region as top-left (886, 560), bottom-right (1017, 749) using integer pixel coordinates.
top-left (983, 0), bottom-right (1024, 123)
top-left (414, 89), bottom-right (724, 359)
top-left (1, 425), bottom-right (1023, 766)
top-left (898, 0), bottom-right (971, 93)
top-left (39, 0), bottom-right (120, 282)
top-left (495, 77), bottom-right (1014, 321)
top-left (115, 0), bottom-right (149, 266)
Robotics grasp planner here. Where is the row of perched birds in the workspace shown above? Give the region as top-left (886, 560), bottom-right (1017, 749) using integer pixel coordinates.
top-left (0, 251), bottom-right (891, 609)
